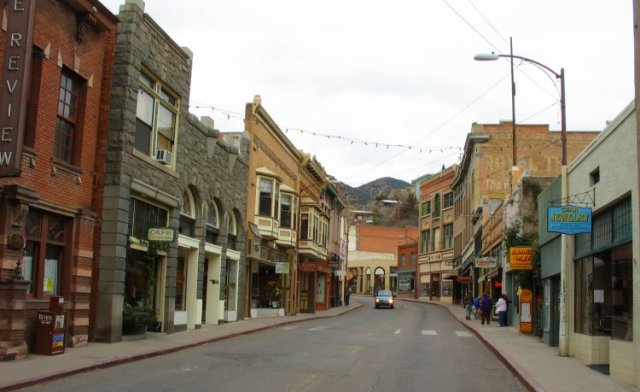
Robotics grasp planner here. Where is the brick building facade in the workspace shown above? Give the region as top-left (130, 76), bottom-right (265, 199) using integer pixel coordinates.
top-left (0, 0), bottom-right (117, 359)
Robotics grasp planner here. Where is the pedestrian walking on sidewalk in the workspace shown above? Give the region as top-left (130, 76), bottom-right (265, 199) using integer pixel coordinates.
top-left (496, 294), bottom-right (508, 326)
top-left (472, 295), bottom-right (480, 319)
top-left (345, 285), bottom-right (352, 306)
top-left (464, 291), bottom-right (473, 320)
top-left (480, 293), bottom-right (493, 326)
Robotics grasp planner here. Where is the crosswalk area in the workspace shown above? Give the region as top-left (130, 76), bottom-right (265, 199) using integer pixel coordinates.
top-left (282, 325), bottom-right (475, 337)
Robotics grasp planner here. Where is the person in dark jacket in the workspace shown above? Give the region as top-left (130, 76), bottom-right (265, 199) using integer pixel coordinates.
top-left (480, 293), bottom-right (493, 326)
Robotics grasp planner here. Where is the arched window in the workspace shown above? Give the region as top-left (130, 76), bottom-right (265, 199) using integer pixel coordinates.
top-left (205, 201), bottom-right (220, 244)
top-left (227, 211), bottom-right (238, 250)
top-left (179, 189), bottom-right (196, 237)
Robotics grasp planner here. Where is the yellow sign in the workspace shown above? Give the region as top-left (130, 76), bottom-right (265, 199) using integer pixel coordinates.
top-left (509, 246), bottom-right (534, 270)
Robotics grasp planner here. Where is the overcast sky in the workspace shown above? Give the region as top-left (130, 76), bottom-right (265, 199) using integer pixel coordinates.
top-left (100, 0), bottom-right (634, 187)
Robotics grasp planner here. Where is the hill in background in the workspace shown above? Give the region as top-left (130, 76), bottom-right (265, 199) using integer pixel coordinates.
top-left (340, 177), bottom-right (419, 227)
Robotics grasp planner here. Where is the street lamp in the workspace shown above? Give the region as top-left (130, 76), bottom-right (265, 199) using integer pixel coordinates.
top-left (473, 49), bottom-right (567, 165)
top-left (474, 48), bottom-right (570, 357)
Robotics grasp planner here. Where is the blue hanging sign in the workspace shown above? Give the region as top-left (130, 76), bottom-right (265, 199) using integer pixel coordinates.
top-left (547, 205), bottom-right (592, 235)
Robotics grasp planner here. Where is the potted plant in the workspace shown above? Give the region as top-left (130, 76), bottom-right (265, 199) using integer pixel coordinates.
top-left (122, 305), bottom-right (155, 335)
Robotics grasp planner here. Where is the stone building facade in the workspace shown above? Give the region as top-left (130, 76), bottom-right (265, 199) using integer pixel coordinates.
top-left (0, 0), bottom-right (118, 359)
top-left (92, 0), bottom-right (247, 342)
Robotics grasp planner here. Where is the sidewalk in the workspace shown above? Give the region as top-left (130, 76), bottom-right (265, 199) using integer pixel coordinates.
top-left (0, 298), bottom-right (637, 392)
top-left (410, 298), bottom-right (638, 392)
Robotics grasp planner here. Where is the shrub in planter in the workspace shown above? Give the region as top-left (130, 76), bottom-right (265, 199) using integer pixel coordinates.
top-left (122, 306), bottom-right (155, 335)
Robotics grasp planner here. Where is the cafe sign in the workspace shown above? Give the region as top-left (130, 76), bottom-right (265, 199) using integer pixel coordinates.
top-left (547, 205), bottom-right (592, 235)
top-left (509, 246), bottom-right (534, 270)
top-left (147, 227), bottom-right (176, 243)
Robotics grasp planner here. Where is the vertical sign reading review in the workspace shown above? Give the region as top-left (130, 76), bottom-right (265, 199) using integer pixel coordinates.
top-left (0, 0), bottom-right (36, 176)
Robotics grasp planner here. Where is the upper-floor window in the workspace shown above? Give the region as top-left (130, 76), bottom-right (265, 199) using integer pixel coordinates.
top-left (179, 189), bottom-right (196, 237)
top-left (421, 201), bottom-right (431, 216)
top-left (280, 193), bottom-right (296, 229)
top-left (300, 213), bottom-right (309, 239)
top-left (421, 230), bottom-right (430, 253)
top-left (205, 201), bottom-right (220, 244)
top-left (400, 254), bottom-right (406, 266)
top-left (135, 72), bottom-right (178, 162)
top-left (54, 69), bottom-right (85, 164)
top-left (410, 253), bottom-right (416, 265)
top-left (433, 227), bottom-right (441, 251)
top-left (258, 177), bottom-right (278, 217)
top-left (444, 224), bottom-right (454, 249)
top-left (433, 194), bottom-right (441, 217)
top-left (444, 192), bottom-right (454, 209)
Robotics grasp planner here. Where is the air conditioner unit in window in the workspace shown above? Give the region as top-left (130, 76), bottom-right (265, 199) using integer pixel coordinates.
top-left (156, 149), bottom-right (172, 165)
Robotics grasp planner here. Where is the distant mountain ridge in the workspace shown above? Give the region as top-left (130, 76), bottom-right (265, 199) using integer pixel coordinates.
top-left (342, 177), bottom-right (411, 209)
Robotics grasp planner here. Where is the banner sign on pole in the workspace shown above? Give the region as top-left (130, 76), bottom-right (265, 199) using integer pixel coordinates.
top-left (509, 246), bottom-right (534, 270)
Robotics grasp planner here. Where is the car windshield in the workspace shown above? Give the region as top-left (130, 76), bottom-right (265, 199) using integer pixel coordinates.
top-left (377, 290), bottom-right (392, 296)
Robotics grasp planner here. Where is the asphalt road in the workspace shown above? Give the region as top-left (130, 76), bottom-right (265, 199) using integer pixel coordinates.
top-left (21, 297), bottom-right (527, 392)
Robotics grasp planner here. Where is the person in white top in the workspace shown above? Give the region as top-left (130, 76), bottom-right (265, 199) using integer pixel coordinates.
top-left (495, 294), bottom-right (508, 327)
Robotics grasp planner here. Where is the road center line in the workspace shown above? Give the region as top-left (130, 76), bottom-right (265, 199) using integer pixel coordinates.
top-left (394, 329), bottom-right (401, 334)
top-left (421, 329), bottom-right (437, 335)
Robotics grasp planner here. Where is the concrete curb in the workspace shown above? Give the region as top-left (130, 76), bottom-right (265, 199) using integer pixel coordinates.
top-left (401, 298), bottom-right (545, 392)
top-left (1, 304), bottom-right (362, 392)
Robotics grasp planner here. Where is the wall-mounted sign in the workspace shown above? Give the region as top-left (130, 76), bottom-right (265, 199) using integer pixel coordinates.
top-left (275, 262), bottom-right (289, 274)
top-left (474, 257), bottom-right (497, 269)
top-left (0, 0), bottom-right (36, 176)
top-left (547, 205), bottom-right (592, 235)
top-left (509, 246), bottom-right (534, 270)
top-left (148, 227), bottom-right (176, 242)
top-left (457, 275), bottom-right (472, 284)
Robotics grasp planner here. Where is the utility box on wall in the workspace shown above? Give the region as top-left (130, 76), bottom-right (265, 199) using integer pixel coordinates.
top-left (35, 297), bottom-right (66, 355)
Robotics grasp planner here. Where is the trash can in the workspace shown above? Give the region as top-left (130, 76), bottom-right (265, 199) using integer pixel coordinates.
top-left (35, 296), bottom-right (66, 355)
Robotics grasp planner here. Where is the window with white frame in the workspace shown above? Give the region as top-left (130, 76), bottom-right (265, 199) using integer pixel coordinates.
top-left (54, 69), bottom-right (86, 164)
top-left (135, 71), bottom-right (178, 161)
top-left (258, 177), bottom-right (277, 217)
top-left (280, 193), bottom-right (296, 229)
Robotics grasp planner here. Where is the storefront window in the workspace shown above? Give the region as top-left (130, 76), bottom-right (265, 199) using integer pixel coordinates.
top-left (24, 209), bottom-right (67, 298)
top-left (129, 198), bottom-right (168, 240)
top-left (575, 243), bottom-right (632, 341)
top-left (125, 249), bottom-right (158, 309)
top-left (175, 257), bottom-right (186, 311)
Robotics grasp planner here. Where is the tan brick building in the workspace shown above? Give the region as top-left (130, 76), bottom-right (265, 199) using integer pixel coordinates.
top-left (417, 165), bottom-right (457, 302)
top-left (347, 225), bottom-right (418, 295)
top-left (452, 121), bottom-right (600, 313)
